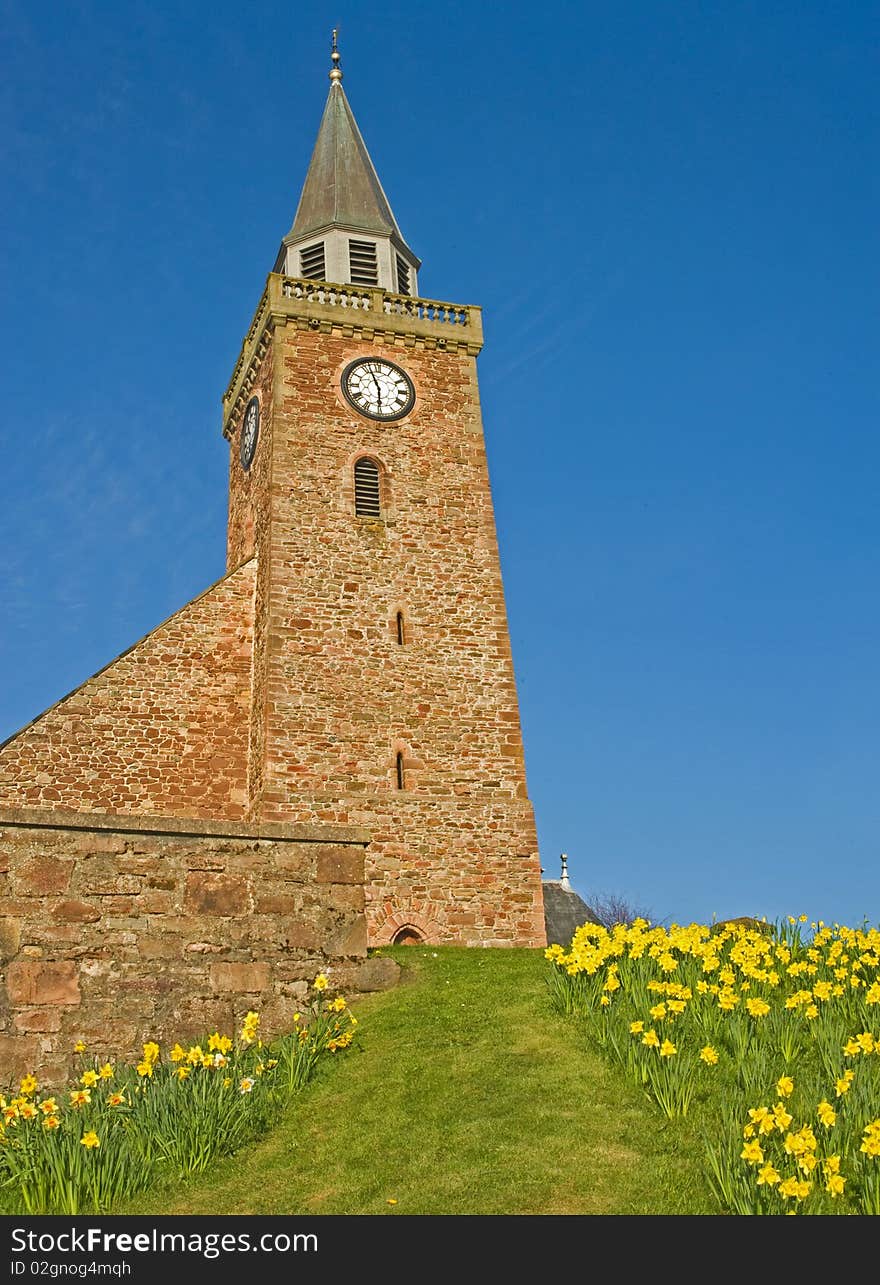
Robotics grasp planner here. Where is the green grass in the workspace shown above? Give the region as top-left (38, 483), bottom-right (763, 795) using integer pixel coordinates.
top-left (112, 945), bottom-right (719, 1216)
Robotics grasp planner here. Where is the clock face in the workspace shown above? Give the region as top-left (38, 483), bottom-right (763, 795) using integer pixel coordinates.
top-left (239, 396), bottom-right (260, 471)
top-left (341, 358), bottom-right (415, 422)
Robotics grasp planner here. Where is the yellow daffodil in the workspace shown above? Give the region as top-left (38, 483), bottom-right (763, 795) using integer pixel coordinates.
top-left (69, 1090), bottom-right (91, 1108)
top-left (817, 1100), bottom-right (837, 1128)
top-left (835, 1070), bottom-right (855, 1097)
top-left (773, 1102), bottom-right (793, 1130)
top-left (19, 1075), bottom-right (38, 1097)
top-left (98, 1063), bottom-right (114, 1080)
top-left (80, 1070), bottom-right (98, 1088)
top-left (699, 1046), bottom-right (719, 1065)
top-left (80, 1132), bottom-right (100, 1149)
top-left (776, 1075), bottom-right (794, 1098)
top-left (741, 1139), bottom-right (764, 1165)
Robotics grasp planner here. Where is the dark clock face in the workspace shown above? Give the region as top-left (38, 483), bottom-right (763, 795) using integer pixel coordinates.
top-left (240, 396), bottom-right (260, 470)
top-left (341, 358), bottom-right (415, 421)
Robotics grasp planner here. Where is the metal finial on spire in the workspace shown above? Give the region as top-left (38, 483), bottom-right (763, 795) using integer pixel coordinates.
top-left (560, 853), bottom-right (571, 890)
top-left (329, 28), bottom-right (342, 83)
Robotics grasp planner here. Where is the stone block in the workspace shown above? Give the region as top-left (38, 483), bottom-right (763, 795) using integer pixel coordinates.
top-left (282, 923), bottom-right (320, 951)
top-left (209, 962), bottom-right (270, 994)
top-left (316, 848), bottom-right (364, 885)
top-left (14, 1007), bottom-right (63, 1033)
top-left (328, 916), bottom-right (368, 957)
top-left (255, 893), bottom-right (298, 914)
top-left (5, 960), bottom-right (80, 1006)
top-left (337, 956), bottom-right (401, 993)
top-left (17, 858), bottom-right (73, 896)
top-left (184, 873), bottom-right (249, 916)
top-left (51, 900), bottom-right (101, 923)
top-left (0, 1034), bottom-right (41, 1082)
top-left (138, 937), bottom-right (182, 961)
top-left (0, 917), bottom-right (21, 960)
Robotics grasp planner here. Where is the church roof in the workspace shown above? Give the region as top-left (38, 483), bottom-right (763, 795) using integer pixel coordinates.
top-left (286, 77), bottom-right (404, 244)
top-left (542, 881), bottom-right (600, 947)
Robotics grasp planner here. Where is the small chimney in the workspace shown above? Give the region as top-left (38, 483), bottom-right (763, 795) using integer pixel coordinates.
top-left (560, 853), bottom-right (571, 890)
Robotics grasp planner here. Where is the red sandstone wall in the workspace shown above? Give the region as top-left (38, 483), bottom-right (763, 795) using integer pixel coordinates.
top-left (0, 810), bottom-right (377, 1085)
top-left (0, 562), bottom-right (256, 820)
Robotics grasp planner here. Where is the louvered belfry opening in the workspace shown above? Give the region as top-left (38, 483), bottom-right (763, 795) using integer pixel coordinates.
top-left (354, 457), bottom-right (381, 518)
top-left (349, 238), bottom-right (378, 285)
top-left (299, 241), bottom-right (326, 279)
top-left (395, 254), bottom-right (411, 295)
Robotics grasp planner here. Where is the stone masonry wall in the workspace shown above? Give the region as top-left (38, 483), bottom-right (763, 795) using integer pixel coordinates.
top-left (0, 808), bottom-right (373, 1086)
top-left (0, 562), bottom-right (257, 821)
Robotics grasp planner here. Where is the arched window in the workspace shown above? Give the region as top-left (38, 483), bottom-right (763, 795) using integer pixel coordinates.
top-left (354, 457), bottom-right (381, 518)
top-left (396, 611), bottom-right (405, 645)
top-left (396, 752), bottom-right (405, 790)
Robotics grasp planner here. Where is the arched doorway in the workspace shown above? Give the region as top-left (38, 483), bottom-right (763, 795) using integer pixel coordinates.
top-left (391, 925), bottom-right (424, 945)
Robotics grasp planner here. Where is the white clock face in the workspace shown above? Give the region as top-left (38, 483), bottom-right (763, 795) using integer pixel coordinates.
top-left (341, 358), bottom-right (415, 421)
top-left (240, 396), bottom-right (259, 470)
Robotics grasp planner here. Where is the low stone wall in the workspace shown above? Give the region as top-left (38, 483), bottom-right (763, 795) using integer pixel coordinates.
top-left (0, 808), bottom-right (379, 1085)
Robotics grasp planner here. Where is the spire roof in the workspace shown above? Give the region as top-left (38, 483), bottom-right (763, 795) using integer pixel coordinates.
top-left (286, 41), bottom-right (404, 244)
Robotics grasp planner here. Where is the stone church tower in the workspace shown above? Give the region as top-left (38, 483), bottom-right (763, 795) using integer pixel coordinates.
top-left (0, 40), bottom-right (545, 959)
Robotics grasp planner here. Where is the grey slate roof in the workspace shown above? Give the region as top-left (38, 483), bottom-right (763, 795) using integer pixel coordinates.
top-left (542, 881), bottom-right (600, 947)
top-left (287, 81), bottom-right (404, 242)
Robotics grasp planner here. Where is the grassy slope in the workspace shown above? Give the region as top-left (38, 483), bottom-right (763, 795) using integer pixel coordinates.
top-left (123, 945), bottom-right (718, 1216)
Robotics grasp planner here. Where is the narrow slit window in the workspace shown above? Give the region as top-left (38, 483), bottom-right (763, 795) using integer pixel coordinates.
top-left (354, 457), bottom-right (381, 518)
top-left (349, 239), bottom-right (378, 285)
top-left (396, 612), bottom-right (405, 645)
top-left (396, 752), bottom-right (405, 790)
top-left (299, 241), bottom-right (326, 280)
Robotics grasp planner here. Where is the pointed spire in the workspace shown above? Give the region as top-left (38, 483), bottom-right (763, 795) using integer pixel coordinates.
top-left (274, 33), bottom-right (420, 292)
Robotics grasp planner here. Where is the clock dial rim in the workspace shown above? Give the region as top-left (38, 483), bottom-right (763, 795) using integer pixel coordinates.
top-left (341, 357), bottom-right (416, 422)
top-left (239, 395), bottom-right (260, 471)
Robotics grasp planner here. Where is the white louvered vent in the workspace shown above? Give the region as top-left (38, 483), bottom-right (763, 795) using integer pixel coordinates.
top-left (300, 241), bottom-right (326, 280)
top-left (354, 457), bottom-right (381, 518)
top-left (395, 254), bottom-right (411, 295)
top-left (349, 239), bottom-right (378, 286)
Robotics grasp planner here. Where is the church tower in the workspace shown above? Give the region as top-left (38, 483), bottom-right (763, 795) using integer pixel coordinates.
top-left (225, 38), bottom-right (545, 947)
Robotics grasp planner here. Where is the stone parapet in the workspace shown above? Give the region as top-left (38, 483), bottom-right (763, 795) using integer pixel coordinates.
top-left (223, 274), bottom-right (484, 437)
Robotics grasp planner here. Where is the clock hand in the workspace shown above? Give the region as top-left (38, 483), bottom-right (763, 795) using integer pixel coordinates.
top-left (371, 372), bottom-right (383, 409)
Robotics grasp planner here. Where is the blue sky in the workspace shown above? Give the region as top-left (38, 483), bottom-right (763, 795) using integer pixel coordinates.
top-left (2, 1), bottom-right (878, 931)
